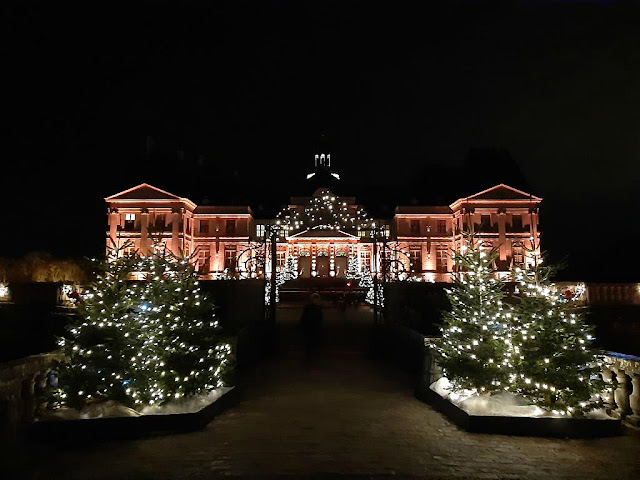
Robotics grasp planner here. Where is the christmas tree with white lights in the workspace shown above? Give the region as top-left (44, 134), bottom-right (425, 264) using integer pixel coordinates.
top-left (431, 238), bottom-right (514, 393)
top-left (359, 267), bottom-right (383, 306)
top-left (51, 249), bottom-right (233, 411)
top-left (511, 261), bottom-right (602, 416)
top-left (346, 255), bottom-right (361, 280)
top-left (282, 255), bottom-right (298, 282)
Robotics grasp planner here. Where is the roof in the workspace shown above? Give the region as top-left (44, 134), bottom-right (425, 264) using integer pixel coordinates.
top-left (395, 206), bottom-right (453, 215)
top-left (106, 183), bottom-right (181, 201)
top-left (289, 227), bottom-right (358, 239)
top-left (193, 206), bottom-right (252, 215)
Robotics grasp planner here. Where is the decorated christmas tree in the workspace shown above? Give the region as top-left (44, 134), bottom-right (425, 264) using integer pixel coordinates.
top-left (282, 255), bottom-right (298, 282)
top-left (51, 248), bottom-right (233, 411)
top-left (511, 262), bottom-right (602, 415)
top-left (365, 280), bottom-right (385, 307)
top-left (430, 238), bottom-right (514, 393)
top-left (359, 267), bottom-right (373, 289)
top-left (346, 255), bottom-right (361, 280)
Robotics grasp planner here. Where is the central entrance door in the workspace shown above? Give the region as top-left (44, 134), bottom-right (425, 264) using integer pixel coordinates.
top-left (316, 256), bottom-right (330, 277)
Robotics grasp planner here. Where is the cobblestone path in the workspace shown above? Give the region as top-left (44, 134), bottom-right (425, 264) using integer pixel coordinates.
top-left (13, 306), bottom-right (640, 479)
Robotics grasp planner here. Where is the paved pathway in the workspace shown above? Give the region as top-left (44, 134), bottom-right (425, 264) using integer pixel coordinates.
top-left (12, 306), bottom-right (640, 479)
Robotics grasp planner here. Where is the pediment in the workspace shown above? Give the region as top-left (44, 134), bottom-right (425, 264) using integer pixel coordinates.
top-left (466, 184), bottom-right (541, 201)
top-left (106, 183), bottom-right (181, 201)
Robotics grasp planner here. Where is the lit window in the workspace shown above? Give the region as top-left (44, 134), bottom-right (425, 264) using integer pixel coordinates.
top-left (256, 224), bottom-right (265, 238)
top-left (360, 250), bottom-right (371, 270)
top-left (124, 213), bottom-right (136, 231)
top-left (383, 225), bottom-right (390, 238)
top-left (224, 248), bottom-right (236, 271)
top-left (436, 245), bottom-right (448, 272)
top-left (513, 245), bottom-right (524, 265)
top-left (358, 230), bottom-right (367, 238)
top-left (410, 248), bottom-right (422, 273)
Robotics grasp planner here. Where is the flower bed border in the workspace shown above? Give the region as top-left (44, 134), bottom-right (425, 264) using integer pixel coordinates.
top-left (416, 385), bottom-right (622, 438)
top-left (29, 386), bottom-right (239, 442)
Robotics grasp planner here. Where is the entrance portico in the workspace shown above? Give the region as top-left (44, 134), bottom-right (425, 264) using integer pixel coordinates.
top-left (287, 227), bottom-right (359, 278)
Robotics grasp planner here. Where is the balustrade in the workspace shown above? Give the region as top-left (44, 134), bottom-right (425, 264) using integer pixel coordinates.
top-left (0, 351), bottom-right (66, 441)
top-left (602, 353), bottom-right (640, 425)
top-left (419, 339), bottom-right (640, 426)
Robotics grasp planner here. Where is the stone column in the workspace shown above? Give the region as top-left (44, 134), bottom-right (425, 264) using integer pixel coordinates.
top-left (629, 374), bottom-right (640, 426)
top-left (601, 366), bottom-right (616, 413)
top-left (208, 243), bottom-right (215, 275)
top-left (330, 243), bottom-right (335, 276)
top-left (108, 209), bottom-right (119, 249)
top-left (171, 210), bottom-right (181, 255)
top-left (530, 208), bottom-right (539, 247)
top-left (140, 209), bottom-right (150, 255)
top-left (498, 210), bottom-right (507, 261)
top-left (614, 369), bottom-right (631, 418)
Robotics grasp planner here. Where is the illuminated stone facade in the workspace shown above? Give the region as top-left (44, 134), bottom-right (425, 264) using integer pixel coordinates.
top-left (106, 182), bottom-right (541, 282)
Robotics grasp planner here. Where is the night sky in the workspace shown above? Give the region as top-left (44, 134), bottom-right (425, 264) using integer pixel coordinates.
top-left (3, 1), bottom-right (640, 281)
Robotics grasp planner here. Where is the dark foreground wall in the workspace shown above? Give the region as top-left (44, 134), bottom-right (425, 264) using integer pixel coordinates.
top-left (0, 280), bottom-right (268, 365)
top-left (199, 280), bottom-right (266, 334)
top-left (383, 282), bottom-right (450, 336)
top-left (589, 306), bottom-right (640, 356)
top-left (199, 280), bottom-right (268, 367)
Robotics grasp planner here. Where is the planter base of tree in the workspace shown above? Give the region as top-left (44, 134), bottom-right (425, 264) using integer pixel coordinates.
top-left (416, 385), bottom-right (621, 438)
top-left (29, 386), bottom-right (239, 442)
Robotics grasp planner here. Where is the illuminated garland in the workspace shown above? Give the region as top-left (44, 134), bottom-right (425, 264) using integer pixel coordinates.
top-left (276, 188), bottom-right (372, 234)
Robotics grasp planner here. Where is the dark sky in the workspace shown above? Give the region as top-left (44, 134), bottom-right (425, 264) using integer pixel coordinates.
top-left (3, 1), bottom-right (640, 281)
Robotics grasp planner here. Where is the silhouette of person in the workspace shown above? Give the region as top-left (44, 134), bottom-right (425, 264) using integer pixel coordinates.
top-left (300, 292), bottom-right (323, 362)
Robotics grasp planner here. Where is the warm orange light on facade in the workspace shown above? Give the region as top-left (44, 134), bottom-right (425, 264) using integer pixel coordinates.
top-left (105, 183), bottom-right (542, 282)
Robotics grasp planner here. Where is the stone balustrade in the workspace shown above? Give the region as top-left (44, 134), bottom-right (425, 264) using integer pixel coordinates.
top-left (586, 283), bottom-right (640, 306)
top-left (0, 350), bottom-right (66, 441)
top-left (602, 352), bottom-right (640, 426)
top-left (419, 338), bottom-right (640, 427)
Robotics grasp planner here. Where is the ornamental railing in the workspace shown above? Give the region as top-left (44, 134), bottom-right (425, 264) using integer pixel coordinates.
top-left (419, 337), bottom-right (640, 426)
top-left (601, 352), bottom-right (640, 426)
top-left (586, 283), bottom-right (640, 306)
top-left (0, 351), bottom-right (66, 440)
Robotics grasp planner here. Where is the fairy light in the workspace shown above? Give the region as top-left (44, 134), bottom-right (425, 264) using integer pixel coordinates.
top-left (50, 248), bottom-right (233, 412)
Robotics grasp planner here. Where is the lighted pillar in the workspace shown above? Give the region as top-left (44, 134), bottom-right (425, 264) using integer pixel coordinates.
top-left (498, 210), bottom-right (507, 261)
top-left (208, 243), bottom-right (215, 274)
top-left (140, 210), bottom-right (150, 255)
top-left (531, 208), bottom-right (539, 249)
top-left (422, 241), bottom-right (430, 272)
top-left (171, 210), bottom-right (181, 255)
top-left (108, 209), bottom-right (119, 249)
